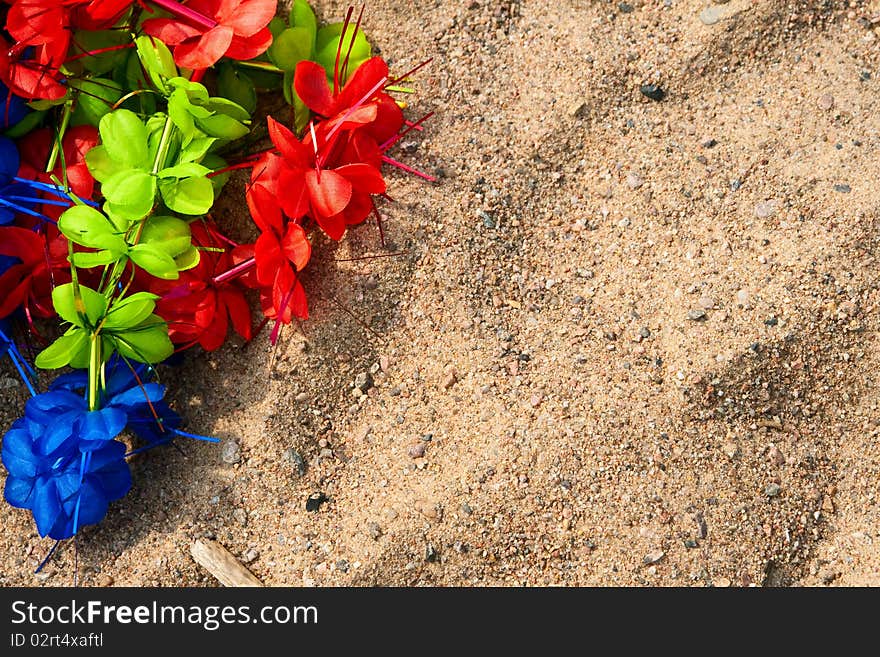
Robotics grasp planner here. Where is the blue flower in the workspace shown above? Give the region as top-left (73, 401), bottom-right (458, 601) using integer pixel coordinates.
top-left (50, 357), bottom-right (216, 449)
top-left (0, 81), bottom-right (28, 130)
top-left (2, 392), bottom-right (131, 540)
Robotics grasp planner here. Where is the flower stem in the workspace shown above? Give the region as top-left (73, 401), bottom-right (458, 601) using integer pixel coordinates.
top-left (149, 0), bottom-right (217, 29)
top-left (151, 114), bottom-right (175, 175)
top-left (45, 101), bottom-right (73, 174)
top-left (87, 332), bottom-right (102, 412)
top-left (236, 61), bottom-right (284, 74)
top-left (212, 256), bottom-right (255, 285)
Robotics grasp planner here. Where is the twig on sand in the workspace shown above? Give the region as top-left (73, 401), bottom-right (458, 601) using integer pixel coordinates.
top-left (190, 539), bottom-right (263, 587)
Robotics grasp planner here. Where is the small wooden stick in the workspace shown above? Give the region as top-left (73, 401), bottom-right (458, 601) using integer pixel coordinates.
top-left (191, 539), bottom-right (263, 587)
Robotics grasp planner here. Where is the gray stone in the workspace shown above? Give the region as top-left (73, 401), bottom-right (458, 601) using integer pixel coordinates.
top-left (220, 440), bottom-right (241, 464)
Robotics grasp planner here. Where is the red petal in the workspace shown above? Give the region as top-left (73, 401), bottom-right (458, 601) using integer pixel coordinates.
top-left (282, 223), bottom-right (311, 272)
top-left (226, 0), bottom-right (275, 37)
top-left (173, 25), bottom-right (233, 70)
top-left (277, 167), bottom-right (311, 220)
top-left (314, 212), bottom-right (346, 241)
top-left (267, 115), bottom-right (308, 165)
top-left (254, 231), bottom-right (282, 287)
top-left (340, 192), bottom-right (373, 228)
top-left (305, 169), bottom-right (352, 219)
top-left (294, 60), bottom-right (335, 117)
top-left (141, 18), bottom-right (203, 46)
top-left (224, 29), bottom-right (272, 61)
top-left (0, 226), bottom-right (42, 264)
top-left (246, 182), bottom-right (283, 235)
top-left (366, 93), bottom-right (405, 144)
top-left (222, 288), bottom-right (253, 341)
top-left (336, 57), bottom-right (389, 112)
top-left (335, 163), bottom-right (386, 194)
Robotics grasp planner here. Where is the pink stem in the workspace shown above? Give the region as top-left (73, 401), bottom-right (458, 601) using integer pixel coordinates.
top-left (381, 155), bottom-right (437, 182)
top-left (207, 161), bottom-right (256, 178)
top-left (212, 257), bottom-right (255, 285)
top-left (149, 0), bottom-right (217, 29)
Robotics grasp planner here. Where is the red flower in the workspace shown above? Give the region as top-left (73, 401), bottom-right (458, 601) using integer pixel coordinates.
top-left (17, 125), bottom-right (99, 204)
top-left (294, 57), bottom-right (404, 144)
top-left (255, 116), bottom-right (386, 241)
top-left (0, 35), bottom-right (67, 101)
top-left (147, 222), bottom-right (253, 351)
top-left (142, 0), bottom-right (275, 70)
top-left (0, 225), bottom-right (70, 321)
top-left (247, 184), bottom-right (311, 324)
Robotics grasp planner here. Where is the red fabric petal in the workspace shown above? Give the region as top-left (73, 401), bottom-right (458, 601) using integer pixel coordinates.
top-left (224, 29), bottom-right (272, 61)
top-left (222, 288), bottom-right (252, 341)
top-left (267, 115), bottom-right (308, 165)
top-left (304, 169), bottom-right (352, 219)
top-left (226, 0), bottom-right (275, 37)
top-left (141, 18), bottom-right (203, 46)
top-left (294, 60), bottom-right (335, 117)
top-left (246, 182), bottom-right (283, 236)
top-left (172, 25), bottom-right (234, 69)
top-left (340, 192), bottom-right (373, 228)
top-left (277, 166), bottom-right (311, 220)
top-left (254, 231), bottom-right (283, 287)
top-left (313, 212), bottom-right (346, 241)
top-left (336, 57), bottom-right (389, 113)
top-left (335, 163), bottom-right (386, 194)
top-left (281, 223), bottom-right (311, 272)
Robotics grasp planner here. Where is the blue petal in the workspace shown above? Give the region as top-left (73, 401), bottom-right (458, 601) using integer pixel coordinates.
top-left (1, 422), bottom-right (38, 477)
top-left (32, 478), bottom-right (63, 538)
top-left (38, 410), bottom-right (82, 456)
top-left (108, 382), bottom-right (166, 410)
top-left (4, 476), bottom-right (35, 509)
top-left (77, 408), bottom-right (126, 450)
top-left (0, 137), bottom-right (19, 184)
top-left (69, 479), bottom-right (110, 529)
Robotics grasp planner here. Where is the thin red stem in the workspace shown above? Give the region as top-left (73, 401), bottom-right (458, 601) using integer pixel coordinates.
top-left (381, 155), bottom-right (437, 182)
top-left (211, 257), bottom-right (255, 286)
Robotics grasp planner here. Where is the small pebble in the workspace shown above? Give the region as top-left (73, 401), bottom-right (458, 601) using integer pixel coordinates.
top-left (639, 84), bottom-right (666, 101)
top-left (834, 183), bottom-right (851, 193)
top-left (306, 492), bottom-right (329, 512)
top-left (354, 371), bottom-right (374, 392)
top-left (768, 446), bottom-right (785, 466)
top-left (818, 93), bottom-right (834, 110)
top-left (626, 172), bottom-right (644, 189)
top-left (408, 442), bottom-right (427, 459)
top-left (220, 440), bottom-right (241, 465)
top-left (764, 483), bottom-right (782, 498)
top-left (285, 448), bottom-right (307, 477)
top-left (687, 309), bottom-right (707, 321)
top-left (736, 289), bottom-right (750, 307)
top-left (755, 201), bottom-right (776, 218)
top-left (643, 550), bottom-right (665, 565)
top-left (242, 548), bottom-right (259, 564)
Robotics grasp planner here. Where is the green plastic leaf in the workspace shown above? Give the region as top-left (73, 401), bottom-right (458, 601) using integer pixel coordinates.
top-left (178, 137), bottom-right (216, 163)
top-left (104, 292), bottom-right (159, 330)
top-left (58, 205), bottom-right (126, 252)
top-left (71, 78), bottom-right (123, 127)
top-left (35, 330), bottom-right (88, 369)
top-left (99, 109), bottom-right (150, 168)
top-left (195, 114), bottom-right (249, 140)
top-left (168, 93), bottom-right (196, 138)
top-left (129, 244), bottom-right (179, 279)
top-left (102, 170), bottom-right (157, 218)
top-left (158, 176), bottom-right (214, 215)
top-left (138, 215), bottom-right (193, 256)
top-left (290, 0), bottom-right (317, 35)
top-left (315, 23), bottom-right (371, 81)
top-left (51, 283), bottom-right (108, 328)
top-left (202, 154), bottom-right (229, 195)
top-left (74, 30), bottom-right (131, 75)
top-left (268, 27), bottom-right (313, 72)
top-left (158, 162), bottom-right (210, 179)
top-left (3, 110), bottom-right (45, 139)
top-left (71, 250), bottom-right (118, 269)
top-left (174, 245), bottom-right (201, 271)
top-left (113, 316), bottom-right (173, 364)
top-left (136, 35), bottom-right (177, 91)
top-left (205, 97), bottom-right (250, 122)
top-left (84, 145), bottom-right (114, 183)
top-left (217, 64), bottom-right (257, 115)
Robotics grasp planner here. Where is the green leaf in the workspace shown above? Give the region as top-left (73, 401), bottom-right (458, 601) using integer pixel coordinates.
top-left (35, 330), bottom-right (88, 369)
top-left (168, 92), bottom-right (196, 138)
top-left (158, 162), bottom-right (210, 179)
top-left (205, 97), bottom-right (251, 122)
top-left (202, 154), bottom-right (229, 194)
top-left (3, 109), bottom-right (45, 139)
top-left (84, 145), bottom-right (115, 183)
top-left (102, 170), bottom-right (156, 218)
top-left (129, 244), bottom-right (179, 279)
top-left (290, 0), bottom-right (318, 36)
top-left (113, 316), bottom-right (173, 364)
top-left (51, 283), bottom-right (108, 328)
top-left (158, 176), bottom-right (214, 215)
top-left (58, 205), bottom-right (126, 252)
top-left (105, 292), bottom-right (159, 330)
top-left (177, 137), bottom-right (216, 163)
top-left (71, 250), bottom-right (118, 269)
top-left (99, 109), bottom-right (150, 168)
top-left (217, 64), bottom-right (257, 115)
top-left (73, 30), bottom-right (131, 75)
top-left (136, 35), bottom-right (177, 90)
top-left (195, 113), bottom-right (249, 140)
top-left (268, 27), bottom-right (313, 72)
top-left (315, 23), bottom-right (371, 80)
top-left (139, 215), bottom-right (193, 256)
top-left (174, 245), bottom-right (201, 271)
top-left (71, 78), bottom-right (123, 128)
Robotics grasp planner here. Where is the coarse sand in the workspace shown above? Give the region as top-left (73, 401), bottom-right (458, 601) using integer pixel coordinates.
top-left (1, 0), bottom-right (879, 586)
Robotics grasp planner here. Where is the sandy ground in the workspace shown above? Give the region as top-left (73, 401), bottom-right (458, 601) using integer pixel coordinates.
top-left (2, 0), bottom-right (879, 587)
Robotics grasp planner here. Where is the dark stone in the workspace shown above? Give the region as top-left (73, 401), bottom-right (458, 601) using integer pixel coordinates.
top-left (306, 492), bottom-right (329, 512)
top-left (640, 84), bottom-right (666, 101)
